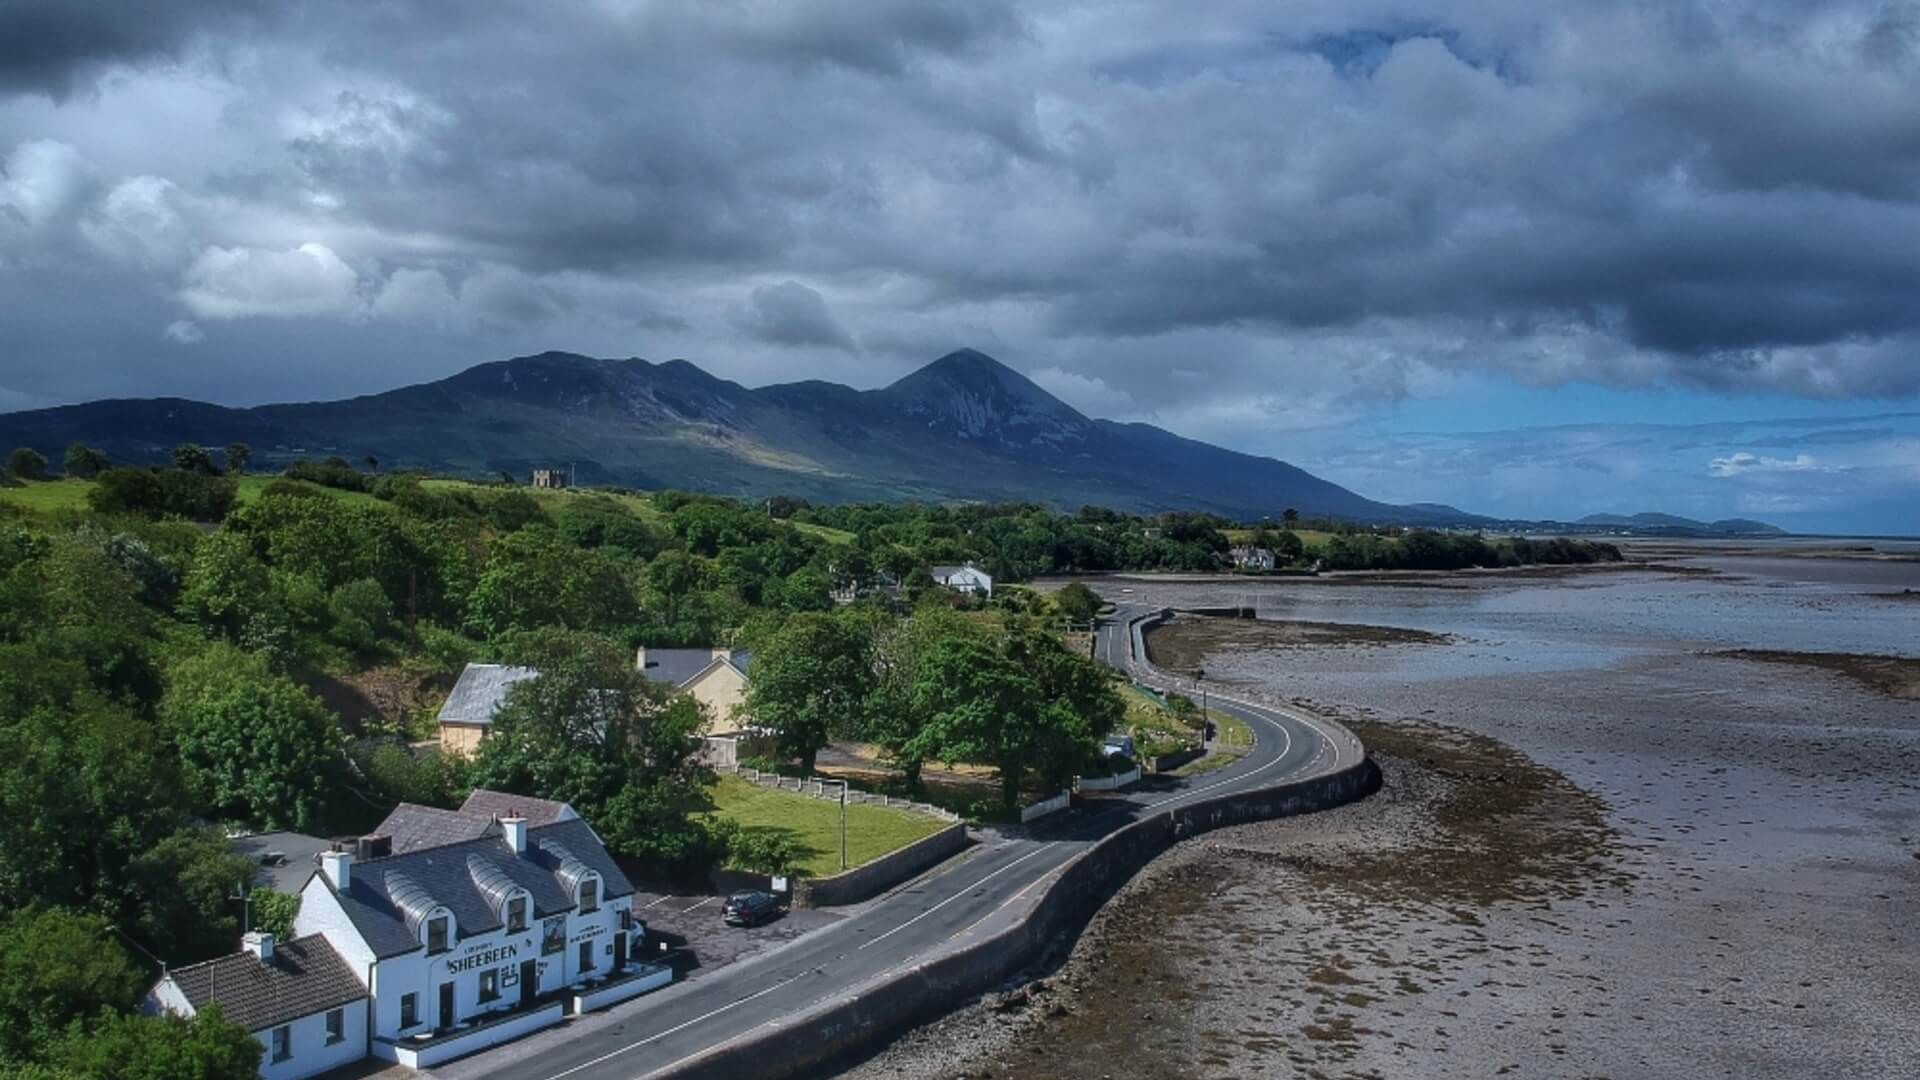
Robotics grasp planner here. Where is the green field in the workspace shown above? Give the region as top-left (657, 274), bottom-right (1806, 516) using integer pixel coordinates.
top-left (703, 774), bottom-right (947, 878)
top-left (1, 474), bottom-right (853, 542)
top-left (1223, 526), bottom-right (1337, 552)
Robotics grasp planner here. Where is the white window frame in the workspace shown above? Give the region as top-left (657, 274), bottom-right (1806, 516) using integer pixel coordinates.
top-left (271, 1024), bottom-right (291, 1062)
top-left (505, 893), bottom-right (528, 934)
top-left (426, 913), bottom-right (451, 954)
top-left (478, 968), bottom-right (500, 1004)
top-left (578, 877), bottom-right (599, 914)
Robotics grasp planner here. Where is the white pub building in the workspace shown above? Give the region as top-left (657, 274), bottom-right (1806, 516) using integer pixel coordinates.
top-left (145, 792), bottom-right (671, 1078)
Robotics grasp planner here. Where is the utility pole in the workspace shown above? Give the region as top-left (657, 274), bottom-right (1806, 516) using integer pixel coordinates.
top-left (230, 881), bottom-right (254, 934)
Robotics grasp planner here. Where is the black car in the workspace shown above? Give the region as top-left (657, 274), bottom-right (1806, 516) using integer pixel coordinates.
top-left (721, 890), bottom-right (781, 927)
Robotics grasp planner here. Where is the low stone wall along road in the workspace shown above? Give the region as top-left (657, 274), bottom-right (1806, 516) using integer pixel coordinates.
top-left (449, 603), bottom-right (1368, 1080)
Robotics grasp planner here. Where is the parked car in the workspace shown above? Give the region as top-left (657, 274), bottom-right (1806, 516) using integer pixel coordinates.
top-left (722, 890), bottom-right (782, 927)
top-left (1102, 734), bottom-right (1136, 759)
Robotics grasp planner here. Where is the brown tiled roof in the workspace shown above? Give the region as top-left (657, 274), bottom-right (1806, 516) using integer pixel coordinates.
top-left (169, 935), bottom-right (364, 1032)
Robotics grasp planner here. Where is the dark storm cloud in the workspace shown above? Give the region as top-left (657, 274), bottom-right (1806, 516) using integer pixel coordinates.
top-left (3, 0), bottom-right (1920, 415)
top-left (0, 0), bottom-right (265, 98)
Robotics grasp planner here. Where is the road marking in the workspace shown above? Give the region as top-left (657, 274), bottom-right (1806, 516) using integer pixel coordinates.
top-left (541, 970), bottom-right (812, 1080)
top-left (856, 843), bottom-right (1059, 952)
top-left (681, 897), bottom-right (717, 914)
top-left (642, 895), bottom-right (672, 909)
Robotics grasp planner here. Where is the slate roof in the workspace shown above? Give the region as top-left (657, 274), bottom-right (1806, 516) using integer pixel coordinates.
top-left (231, 831), bottom-right (331, 894)
top-left (169, 935), bottom-right (365, 1032)
top-left (327, 818), bottom-right (634, 959)
top-left (640, 648), bottom-right (752, 689)
top-left (436, 663), bottom-right (539, 728)
top-left (458, 790), bottom-right (576, 826)
top-left (372, 803), bottom-right (492, 855)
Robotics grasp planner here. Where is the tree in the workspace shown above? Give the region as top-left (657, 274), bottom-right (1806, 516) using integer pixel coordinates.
top-left (1052, 582), bottom-right (1102, 625)
top-left (159, 644), bottom-right (342, 831)
top-left (1282, 507), bottom-right (1300, 527)
top-left (744, 611), bottom-right (873, 775)
top-left (866, 603), bottom-right (986, 793)
top-left (363, 454), bottom-right (379, 473)
top-left (469, 631), bottom-right (711, 865)
top-left (46, 1007), bottom-right (260, 1080)
top-left (6, 447), bottom-right (47, 481)
top-left (62, 443), bottom-right (109, 479)
top-left (1273, 529), bottom-right (1305, 563)
top-left (171, 444), bottom-right (217, 475)
top-left (179, 531), bottom-right (271, 639)
top-left (910, 635), bottom-right (1041, 811)
top-left (251, 889), bottom-right (300, 941)
top-left (222, 443), bottom-right (251, 475)
top-left (125, 828), bottom-right (260, 964)
top-left (0, 908), bottom-right (145, 1062)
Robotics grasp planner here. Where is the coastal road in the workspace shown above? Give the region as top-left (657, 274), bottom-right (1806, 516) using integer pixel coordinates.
top-left (459, 602), bottom-right (1354, 1080)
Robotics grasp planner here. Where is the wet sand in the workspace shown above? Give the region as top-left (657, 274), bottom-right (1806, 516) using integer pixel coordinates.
top-left (847, 553), bottom-right (1920, 1079)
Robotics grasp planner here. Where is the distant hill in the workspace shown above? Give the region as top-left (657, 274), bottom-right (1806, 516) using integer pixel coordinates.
top-left (0, 348), bottom-right (1485, 525)
top-left (1576, 512), bottom-right (1785, 536)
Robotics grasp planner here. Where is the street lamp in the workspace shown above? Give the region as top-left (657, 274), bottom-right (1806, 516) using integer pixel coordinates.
top-left (821, 778), bottom-right (849, 871)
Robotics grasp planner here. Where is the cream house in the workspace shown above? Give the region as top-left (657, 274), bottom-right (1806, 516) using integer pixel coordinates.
top-left (635, 646), bottom-right (753, 736)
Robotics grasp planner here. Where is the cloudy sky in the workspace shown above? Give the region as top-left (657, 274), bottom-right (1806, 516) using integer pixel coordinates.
top-left (2, 1), bottom-right (1917, 533)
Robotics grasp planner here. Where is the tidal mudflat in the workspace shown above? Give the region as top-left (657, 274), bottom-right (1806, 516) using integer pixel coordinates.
top-left (847, 545), bottom-right (1920, 1079)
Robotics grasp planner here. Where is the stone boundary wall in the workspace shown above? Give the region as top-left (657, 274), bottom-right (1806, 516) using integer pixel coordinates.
top-left (659, 755), bottom-right (1380, 1080)
top-left (794, 823), bottom-right (972, 910)
top-left (1147, 747), bottom-right (1205, 773)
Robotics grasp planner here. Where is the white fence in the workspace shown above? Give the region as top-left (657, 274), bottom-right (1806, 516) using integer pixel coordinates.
top-left (1020, 789), bottom-right (1071, 823)
top-left (1076, 766), bottom-right (1141, 792)
top-left (721, 765), bottom-right (962, 823)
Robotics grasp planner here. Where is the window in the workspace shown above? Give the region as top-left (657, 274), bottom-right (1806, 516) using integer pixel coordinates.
top-left (426, 915), bottom-right (449, 954)
top-left (506, 895), bottom-right (527, 934)
top-left (478, 969), bottom-right (500, 1004)
top-left (579, 877), bottom-right (598, 914)
top-left (324, 1008), bottom-right (344, 1045)
top-left (271, 1025), bottom-right (291, 1063)
top-left (400, 992), bottom-right (419, 1029)
top-left (578, 939), bottom-right (595, 972)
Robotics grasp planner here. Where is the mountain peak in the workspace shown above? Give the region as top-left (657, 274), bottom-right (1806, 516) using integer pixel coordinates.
top-left (882, 348), bottom-right (1089, 445)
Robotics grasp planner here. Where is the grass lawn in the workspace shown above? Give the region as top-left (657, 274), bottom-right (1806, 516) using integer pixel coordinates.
top-left (703, 774), bottom-right (947, 878)
top-left (0, 478), bottom-right (94, 515)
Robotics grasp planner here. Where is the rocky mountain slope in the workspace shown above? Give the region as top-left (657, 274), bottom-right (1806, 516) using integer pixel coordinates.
top-left (0, 348), bottom-right (1479, 524)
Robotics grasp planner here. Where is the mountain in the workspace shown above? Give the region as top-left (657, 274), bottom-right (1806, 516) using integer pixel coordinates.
top-left (0, 348), bottom-right (1482, 524)
top-left (1576, 512), bottom-right (1785, 536)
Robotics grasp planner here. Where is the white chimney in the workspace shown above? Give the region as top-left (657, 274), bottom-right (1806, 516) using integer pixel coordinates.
top-left (502, 814), bottom-right (528, 856)
top-left (321, 849), bottom-right (352, 891)
top-left (635, 646), bottom-right (648, 672)
top-left (243, 931), bottom-right (274, 962)
top-left (710, 646), bottom-right (731, 662)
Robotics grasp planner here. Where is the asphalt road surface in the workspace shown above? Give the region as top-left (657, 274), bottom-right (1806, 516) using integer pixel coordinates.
top-left (455, 602), bottom-right (1356, 1080)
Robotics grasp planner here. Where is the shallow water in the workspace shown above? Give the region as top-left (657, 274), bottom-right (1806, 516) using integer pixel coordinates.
top-left (1061, 553), bottom-right (1920, 1079)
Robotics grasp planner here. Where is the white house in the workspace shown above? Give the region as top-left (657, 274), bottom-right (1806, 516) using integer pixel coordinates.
top-left (929, 563), bottom-right (994, 597)
top-left (145, 792), bottom-right (671, 1077)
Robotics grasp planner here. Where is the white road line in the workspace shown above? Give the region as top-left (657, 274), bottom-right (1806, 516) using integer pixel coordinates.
top-left (856, 843), bottom-right (1059, 952)
top-left (642, 895), bottom-right (672, 909)
top-left (681, 897), bottom-right (717, 914)
top-left (542, 970), bottom-right (812, 1080)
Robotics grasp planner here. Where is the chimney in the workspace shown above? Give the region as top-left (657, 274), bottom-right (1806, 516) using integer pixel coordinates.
top-left (243, 931), bottom-right (274, 962)
top-left (502, 814), bottom-right (528, 857)
top-left (635, 645), bottom-right (648, 672)
top-left (710, 646), bottom-right (731, 663)
top-left (321, 849), bottom-right (352, 891)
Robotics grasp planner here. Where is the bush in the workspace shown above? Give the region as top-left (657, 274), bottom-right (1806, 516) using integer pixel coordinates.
top-left (87, 468), bottom-right (238, 521)
top-left (7, 447), bottom-right (49, 480)
top-left (284, 456), bottom-right (371, 492)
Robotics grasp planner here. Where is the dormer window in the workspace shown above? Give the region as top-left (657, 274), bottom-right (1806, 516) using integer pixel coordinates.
top-left (579, 878), bottom-right (599, 914)
top-left (426, 914), bottom-right (450, 954)
top-left (506, 895), bottom-right (528, 934)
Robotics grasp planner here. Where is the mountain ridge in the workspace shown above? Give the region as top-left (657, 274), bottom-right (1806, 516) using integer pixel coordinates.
top-left (0, 349), bottom-right (1483, 525)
